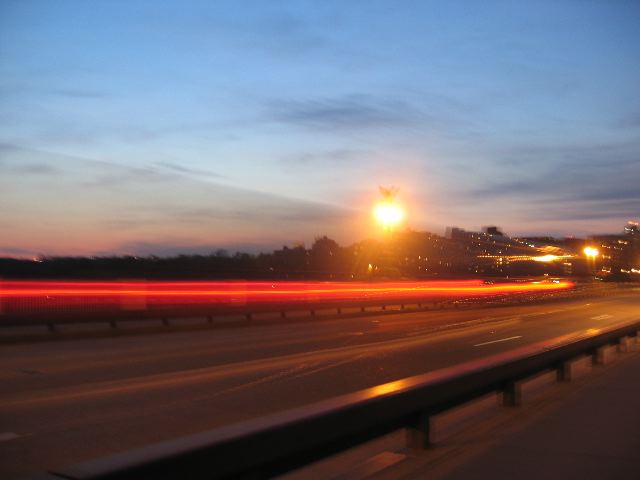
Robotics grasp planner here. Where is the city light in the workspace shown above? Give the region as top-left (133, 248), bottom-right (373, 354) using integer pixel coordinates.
top-left (583, 246), bottom-right (599, 258)
top-left (533, 254), bottom-right (560, 262)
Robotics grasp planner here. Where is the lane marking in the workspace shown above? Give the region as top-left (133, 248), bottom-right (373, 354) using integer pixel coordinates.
top-left (0, 432), bottom-right (21, 442)
top-left (591, 314), bottom-right (613, 321)
top-left (474, 336), bottom-right (522, 347)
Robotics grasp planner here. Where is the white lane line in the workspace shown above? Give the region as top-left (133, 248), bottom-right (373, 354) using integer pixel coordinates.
top-left (591, 314), bottom-right (613, 321)
top-left (0, 432), bottom-right (21, 442)
top-left (474, 336), bottom-right (522, 347)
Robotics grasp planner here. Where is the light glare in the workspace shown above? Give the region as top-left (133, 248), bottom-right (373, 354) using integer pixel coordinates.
top-left (583, 246), bottom-right (599, 257)
top-left (533, 254), bottom-right (558, 263)
top-left (374, 203), bottom-right (404, 229)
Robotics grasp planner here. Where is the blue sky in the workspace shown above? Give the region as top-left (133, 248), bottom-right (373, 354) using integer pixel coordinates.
top-left (1, 1), bottom-right (639, 256)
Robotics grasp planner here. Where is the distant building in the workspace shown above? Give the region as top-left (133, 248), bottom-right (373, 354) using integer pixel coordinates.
top-left (624, 221), bottom-right (639, 236)
top-left (446, 226), bottom-right (553, 275)
top-left (590, 221), bottom-right (640, 276)
top-left (483, 226), bottom-right (505, 237)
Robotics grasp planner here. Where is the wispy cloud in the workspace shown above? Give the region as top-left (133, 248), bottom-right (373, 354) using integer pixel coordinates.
top-left (115, 241), bottom-right (271, 256)
top-left (530, 199), bottom-right (639, 222)
top-left (14, 163), bottom-right (59, 174)
top-left (0, 144), bottom-right (360, 257)
top-left (0, 245), bottom-right (38, 256)
top-left (0, 143), bottom-right (62, 174)
top-left (154, 161), bottom-right (222, 178)
top-left (267, 94), bottom-right (420, 130)
top-left (81, 165), bottom-right (174, 188)
top-left (280, 148), bottom-right (367, 167)
top-left (615, 110), bottom-right (640, 129)
top-left (459, 139), bottom-right (640, 226)
top-left (0, 83), bottom-right (109, 99)
top-left (0, 161), bottom-right (59, 175)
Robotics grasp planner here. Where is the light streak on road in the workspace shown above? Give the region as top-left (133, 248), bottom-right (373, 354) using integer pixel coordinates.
top-left (0, 279), bottom-right (573, 307)
top-left (473, 336), bottom-right (523, 347)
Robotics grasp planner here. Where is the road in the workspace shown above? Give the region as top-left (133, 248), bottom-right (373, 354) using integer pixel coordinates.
top-left (0, 291), bottom-right (638, 478)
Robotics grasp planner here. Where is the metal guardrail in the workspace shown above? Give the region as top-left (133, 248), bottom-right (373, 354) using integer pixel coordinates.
top-left (3, 297), bottom-right (465, 332)
top-left (33, 319), bottom-right (640, 480)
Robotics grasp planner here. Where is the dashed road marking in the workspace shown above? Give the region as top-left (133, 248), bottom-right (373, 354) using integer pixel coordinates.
top-left (0, 432), bottom-right (21, 442)
top-left (474, 336), bottom-right (522, 347)
top-left (590, 314), bottom-right (613, 321)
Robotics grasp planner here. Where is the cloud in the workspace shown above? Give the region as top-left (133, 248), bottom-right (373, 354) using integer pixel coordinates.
top-left (114, 241), bottom-right (272, 257)
top-left (471, 140), bottom-right (640, 200)
top-left (0, 83), bottom-right (109, 99)
top-left (280, 148), bottom-right (367, 167)
top-left (615, 110), bottom-right (640, 129)
top-left (81, 164), bottom-right (175, 188)
top-left (154, 161), bottom-right (222, 178)
top-left (0, 245), bottom-right (38, 256)
top-left (46, 88), bottom-right (108, 99)
top-left (0, 144), bottom-right (361, 257)
top-left (471, 176), bottom-right (640, 204)
top-left (0, 143), bottom-right (26, 157)
top-left (495, 140), bottom-right (640, 166)
top-left (0, 161), bottom-right (59, 175)
top-left (451, 138), bottom-right (640, 229)
top-left (125, 194), bottom-right (353, 226)
top-left (0, 143), bottom-right (63, 174)
top-left (531, 199), bottom-right (638, 222)
top-left (267, 94), bottom-right (420, 130)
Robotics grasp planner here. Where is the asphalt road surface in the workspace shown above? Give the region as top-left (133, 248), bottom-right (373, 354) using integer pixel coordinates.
top-left (1, 291), bottom-right (638, 478)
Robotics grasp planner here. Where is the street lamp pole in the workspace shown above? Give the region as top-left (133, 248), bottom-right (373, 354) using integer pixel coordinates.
top-left (583, 246), bottom-right (599, 275)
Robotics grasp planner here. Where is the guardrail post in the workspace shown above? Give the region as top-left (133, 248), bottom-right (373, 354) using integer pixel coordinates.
top-left (162, 318), bottom-right (169, 327)
top-left (337, 307), bottom-right (342, 315)
top-left (556, 361), bottom-right (572, 382)
top-left (406, 412), bottom-right (432, 450)
top-left (617, 336), bottom-right (631, 353)
top-left (381, 305), bottom-right (386, 311)
top-left (109, 320), bottom-right (117, 329)
top-left (400, 304), bottom-right (405, 310)
top-left (591, 346), bottom-right (607, 366)
top-left (502, 381), bottom-right (522, 407)
top-left (280, 311), bottom-right (286, 319)
top-left (206, 315), bottom-right (213, 324)
top-left (361, 306), bottom-right (366, 313)
top-left (246, 313), bottom-right (252, 321)
top-left (417, 303), bottom-right (422, 308)
top-left (310, 309), bottom-right (315, 317)
top-left (47, 322), bottom-right (57, 333)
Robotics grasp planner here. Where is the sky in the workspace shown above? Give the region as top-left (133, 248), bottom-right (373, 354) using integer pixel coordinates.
top-left (1, 0), bottom-right (639, 257)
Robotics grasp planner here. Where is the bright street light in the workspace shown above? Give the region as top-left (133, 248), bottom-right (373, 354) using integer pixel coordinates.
top-left (374, 202), bottom-right (404, 230)
top-left (583, 246), bottom-right (599, 258)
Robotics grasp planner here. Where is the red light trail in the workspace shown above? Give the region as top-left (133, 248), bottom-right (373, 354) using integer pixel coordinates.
top-left (0, 279), bottom-right (573, 307)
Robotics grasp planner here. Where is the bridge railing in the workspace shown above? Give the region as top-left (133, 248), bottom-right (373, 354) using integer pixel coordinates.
top-left (35, 319), bottom-right (640, 480)
top-left (0, 295), bottom-right (485, 331)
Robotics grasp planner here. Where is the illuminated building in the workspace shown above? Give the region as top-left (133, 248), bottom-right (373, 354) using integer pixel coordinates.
top-left (589, 221), bottom-right (640, 277)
